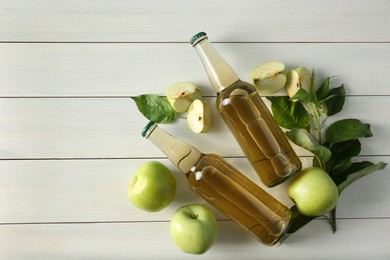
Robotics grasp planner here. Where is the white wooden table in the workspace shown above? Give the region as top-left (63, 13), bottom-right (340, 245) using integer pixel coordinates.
top-left (1, 1), bottom-right (390, 259)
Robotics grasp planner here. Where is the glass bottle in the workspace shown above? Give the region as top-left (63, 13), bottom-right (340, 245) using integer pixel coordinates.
top-left (190, 32), bottom-right (302, 187)
top-left (142, 121), bottom-right (291, 246)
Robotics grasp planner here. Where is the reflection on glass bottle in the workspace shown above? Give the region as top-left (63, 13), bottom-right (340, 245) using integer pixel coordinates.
top-left (142, 122), bottom-right (291, 245)
top-left (190, 32), bottom-right (302, 187)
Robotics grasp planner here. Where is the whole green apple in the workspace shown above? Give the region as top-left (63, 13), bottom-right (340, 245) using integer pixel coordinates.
top-left (170, 204), bottom-right (217, 254)
top-left (288, 167), bottom-right (339, 217)
top-left (128, 161), bottom-right (176, 212)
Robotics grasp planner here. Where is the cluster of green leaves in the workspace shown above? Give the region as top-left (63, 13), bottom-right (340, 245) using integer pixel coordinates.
top-left (267, 72), bottom-right (387, 233)
top-left (131, 94), bottom-right (176, 123)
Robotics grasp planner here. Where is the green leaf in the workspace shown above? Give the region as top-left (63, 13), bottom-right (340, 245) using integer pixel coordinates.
top-left (325, 84), bottom-right (346, 116)
top-left (131, 94), bottom-right (176, 123)
top-left (267, 96), bottom-right (310, 130)
top-left (316, 77), bottom-right (330, 102)
top-left (290, 89), bottom-right (314, 103)
top-left (286, 128), bottom-right (332, 166)
top-left (291, 88), bottom-right (328, 120)
top-left (326, 139), bottom-right (361, 175)
top-left (325, 119), bottom-right (372, 145)
top-left (336, 161), bottom-right (388, 193)
top-left (312, 156), bottom-right (321, 168)
top-left (286, 206), bottom-right (315, 234)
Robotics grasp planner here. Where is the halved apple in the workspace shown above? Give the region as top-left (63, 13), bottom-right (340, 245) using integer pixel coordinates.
top-left (251, 61), bottom-right (287, 94)
top-left (285, 67), bottom-right (312, 99)
top-left (166, 82), bottom-right (202, 113)
top-left (187, 99), bottom-right (212, 133)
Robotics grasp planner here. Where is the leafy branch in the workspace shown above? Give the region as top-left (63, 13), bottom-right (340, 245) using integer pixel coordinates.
top-left (267, 71), bottom-right (387, 234)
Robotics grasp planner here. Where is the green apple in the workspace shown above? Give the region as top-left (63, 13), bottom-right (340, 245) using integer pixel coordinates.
top-left (285, 67), bottom-right (312, 99)
top-left (187, 99), bottom-right (212, 133)
top-left (166, 82), bottom-right (202, 113)
top-left (128, 161), bottom-right (176, 212)
top-left (170, 204), bottom-right (217, 254)
top-left (288, 167), bottom-right (339, 217)
top-left (251, 61), bottom-right (287, 94)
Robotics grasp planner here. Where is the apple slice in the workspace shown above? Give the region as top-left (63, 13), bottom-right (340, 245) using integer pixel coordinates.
top-left (187, 99), bottom-right (212, 133)
top-left (166, 82), bottom-right (202, 113)
top-left (251, 61), bottom-right (287, 94)
top-left (285, 67), bottom-right (312, 99)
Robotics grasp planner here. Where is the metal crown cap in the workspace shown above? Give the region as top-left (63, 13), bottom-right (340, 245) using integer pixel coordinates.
top-left (190, 32), bottom-right (208, 46)
top-left (141, 121), bottom-right (156, 137)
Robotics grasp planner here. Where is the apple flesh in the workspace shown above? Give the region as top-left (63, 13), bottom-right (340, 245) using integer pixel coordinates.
top-left (285, 67), bottom-right (312, 99)
top-left (170, 204), bottom-right (217, 254)
top-left (288, 167), bottom-right (339, 217)
top-left (251, 61), bottom-right (287, 94)
top-left (128, 161), bottom-right (176, 212)
top-left (187, 99), bottom-right (212, 133)
top-left (166, 82), bottom-right (202, 113)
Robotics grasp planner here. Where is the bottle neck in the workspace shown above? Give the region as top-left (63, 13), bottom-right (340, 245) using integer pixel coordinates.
top-left (143, 123), bottom-right (202, 173)
top-left (193, 37), bottom-right (240, 93)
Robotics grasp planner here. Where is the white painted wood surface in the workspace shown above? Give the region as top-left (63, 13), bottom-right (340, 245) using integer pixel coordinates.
top-left (1, 1), bottom-right (389, 259)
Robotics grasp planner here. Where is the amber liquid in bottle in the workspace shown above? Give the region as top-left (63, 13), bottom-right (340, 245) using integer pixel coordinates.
top-left (188, 154), bottom-right (291, 245)
top-left (190, 32), bottom-right (302, 187)
top-left (143, 122), bottom-right (292, 245)
top-left (217, 80), bottom-right (302, 187)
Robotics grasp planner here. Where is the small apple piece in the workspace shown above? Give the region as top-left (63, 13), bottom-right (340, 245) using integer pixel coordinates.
top-left (128, 161), bottom-right (176, 212)
top-left (285, 70), bottom-right (300, 99)
top-left (170, 204), bottom-right (217, 255)
top-left (166, 82), bottom-right (202, 113)
top-left (187, 99), bottom-right (212, 133)
top-left (285, 67), bottom-right (312, 99)
top-left (288, 167), bottom-right (339, 217)
top-left (251, 61), bottom-right (287, 94)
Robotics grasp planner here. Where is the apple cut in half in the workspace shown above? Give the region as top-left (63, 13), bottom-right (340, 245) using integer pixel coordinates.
top-left (166, 82), bottom-right (202, 113)
top-left (251, 61), bottom-right (287, 94)
top-left (187, 99), bottom-right (212, 133)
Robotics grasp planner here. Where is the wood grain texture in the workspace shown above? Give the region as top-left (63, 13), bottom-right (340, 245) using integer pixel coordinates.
top-left (1, 0), bottom-right (389, 258)
top-left (0, 97), bottom-right (388, 159)
top-left (1, 43), bottom-right (389, 97)
top-left (1, 0), bottom-right (390, 42)
top-left (1, 157), bottom-right (388, 224)
top-left (0, 219), bottom-right (389, 259)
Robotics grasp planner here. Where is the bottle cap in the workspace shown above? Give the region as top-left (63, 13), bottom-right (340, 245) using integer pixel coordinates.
top-left (141, 121), bottom-right (156, 137)
top-left (190, 32), bottom-right (208, 46)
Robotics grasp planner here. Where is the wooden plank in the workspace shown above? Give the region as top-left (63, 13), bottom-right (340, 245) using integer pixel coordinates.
top-left (0, 97), bottom-right (388, 159)
top-left (0, 219), bottom-right (389, 259)
top-left (1, 43), bottom-right (390, 97)
top-left (1, 1), bottom-right (389, 259)
top-left (0, 157), bottom-right (388, 223)
top-left (1, 0), bottom-right (390, 42)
